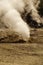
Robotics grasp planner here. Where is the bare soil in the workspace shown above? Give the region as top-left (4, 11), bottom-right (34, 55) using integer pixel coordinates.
top-left (0, 28), bottom-right (43, 65)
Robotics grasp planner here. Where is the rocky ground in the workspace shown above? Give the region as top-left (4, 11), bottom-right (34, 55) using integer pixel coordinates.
top-left (0, 28), bottom-right (43, 65)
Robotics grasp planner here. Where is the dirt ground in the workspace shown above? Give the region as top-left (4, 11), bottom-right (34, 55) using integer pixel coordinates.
top-left (0, 28), bottom-right (43, 65)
